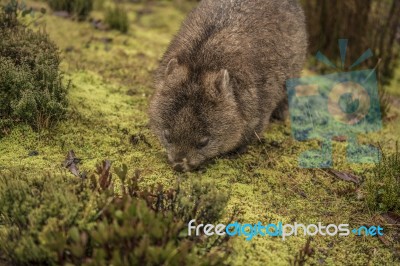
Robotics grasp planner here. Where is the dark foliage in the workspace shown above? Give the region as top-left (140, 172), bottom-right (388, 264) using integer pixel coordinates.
top-left (47, 0), bottom-right (93, 20)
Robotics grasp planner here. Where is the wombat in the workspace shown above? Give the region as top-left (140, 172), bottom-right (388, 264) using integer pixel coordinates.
top-left (149, 0), bottom-right (307, 172)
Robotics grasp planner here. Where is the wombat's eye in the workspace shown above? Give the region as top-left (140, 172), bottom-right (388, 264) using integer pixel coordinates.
top-left (196, 137), bottom-right (209, 149)
top-left (164, 130), bottom-right (172, 143)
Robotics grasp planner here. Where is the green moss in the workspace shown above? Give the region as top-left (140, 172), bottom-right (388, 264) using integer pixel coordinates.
top-left (0, 0), bottom-right (399, 265)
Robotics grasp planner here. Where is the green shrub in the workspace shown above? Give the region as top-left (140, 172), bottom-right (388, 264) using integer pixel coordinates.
top-left (105, 5), bottom-right (129, 33)
top-left (47, 0), bottom-right (93, 20)
top-left (0, 3), bottom-right (69, 131)
top-left (365, 143), bottom-right (400, 212)
top-left (0, 163), bottom-right (229, 265)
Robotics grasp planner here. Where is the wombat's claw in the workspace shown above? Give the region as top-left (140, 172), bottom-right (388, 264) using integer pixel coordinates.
top-left (236, 145), bottom-right (248, 154)
top-left (225, 145), bottom-right (248, 159)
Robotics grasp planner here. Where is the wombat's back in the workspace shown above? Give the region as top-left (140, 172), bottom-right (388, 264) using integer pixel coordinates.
top-left (158, 0), bottom-right (307, 80)
top-left (156, 0), bottom-right (307, 126)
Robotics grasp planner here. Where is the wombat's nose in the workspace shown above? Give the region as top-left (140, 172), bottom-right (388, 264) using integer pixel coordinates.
top-left (172, 156), bottom-right (189, 172)
top-left (171, 156), bottom-right (189, 172)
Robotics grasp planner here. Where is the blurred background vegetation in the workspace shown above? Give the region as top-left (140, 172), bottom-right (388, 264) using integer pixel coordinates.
top-left (301, 0), bottom-right (400, 85)
top-left (7, 0), bottom-right (400, 84)
top-left (0, 0), bottom-right (399, 265)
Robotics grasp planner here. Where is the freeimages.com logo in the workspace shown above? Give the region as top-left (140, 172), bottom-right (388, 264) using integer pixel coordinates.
top-left (188, 220), bottom-right (384, 241)
top-left (286, 39), bottom-right (382, 168)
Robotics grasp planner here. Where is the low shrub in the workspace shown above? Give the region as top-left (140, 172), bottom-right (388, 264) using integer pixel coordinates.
top-left (0, 162), bottom-right (230, 265)
top-left (0, 1), bottom-right (69, 132)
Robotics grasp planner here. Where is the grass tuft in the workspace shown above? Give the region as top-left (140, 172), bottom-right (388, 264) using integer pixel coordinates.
top-left (105, 5), bottom-right (129, 33)
top-left (365, 142), bottom-right (400, 212)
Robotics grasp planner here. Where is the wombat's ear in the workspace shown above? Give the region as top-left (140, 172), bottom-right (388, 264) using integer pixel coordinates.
top-left (209, 69), bottom-right (232, 99)
top-left (165, 58), bottom-right (179, 76)
top-left (218, 69), bottom-right (230, 92)
top-left (164, 58), bottom-right (188, 85)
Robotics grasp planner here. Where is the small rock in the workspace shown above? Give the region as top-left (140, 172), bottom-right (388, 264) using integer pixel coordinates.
top-left (126, 89), bottom-right (137, 96)
top-left (100, 37), bottom-right (113, 44)
top-left (270, 141), bottom-right (281, 148)
top-left (65, 46), bottom-right (74, 53)
top-left (28, 150), bottom-right (39, 156)
top-left (333, 135), bottom-right (347, 142)
top-left (130, 135), bottom-right (140, 145)
top-left (53, 11), bottom-right (70, 18)
top-left (92, 20), bottom-right (109, 31)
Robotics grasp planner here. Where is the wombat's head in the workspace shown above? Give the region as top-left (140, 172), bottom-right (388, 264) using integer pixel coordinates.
top-left (149, 58), bottom-right (245, 172)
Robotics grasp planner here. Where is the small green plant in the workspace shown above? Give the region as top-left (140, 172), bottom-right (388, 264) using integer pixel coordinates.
top-left (105, 5), bottom-right (129, 33)
top-left (365, 143), bottom-right (400, 212)
top-left (47, 0), bottom-right (93, 20)
top-left (0, 1), bottom-right (69, 132)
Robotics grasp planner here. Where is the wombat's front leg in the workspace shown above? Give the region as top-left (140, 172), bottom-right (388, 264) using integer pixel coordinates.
top-left (271, 98), bottom-right (289, 122)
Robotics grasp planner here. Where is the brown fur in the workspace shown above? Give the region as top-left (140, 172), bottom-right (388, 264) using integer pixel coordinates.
top-left (149, 0), bottom-right (307, 172)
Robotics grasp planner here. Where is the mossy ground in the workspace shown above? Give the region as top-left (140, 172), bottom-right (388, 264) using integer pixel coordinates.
top-left (1, 1), bottom-right (399, 265)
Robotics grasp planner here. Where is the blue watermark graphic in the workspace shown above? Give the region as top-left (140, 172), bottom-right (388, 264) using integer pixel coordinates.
top-left (286, 39), bottom-right (382, 168)
top-left (188, 220), bottom-right (384, 241)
